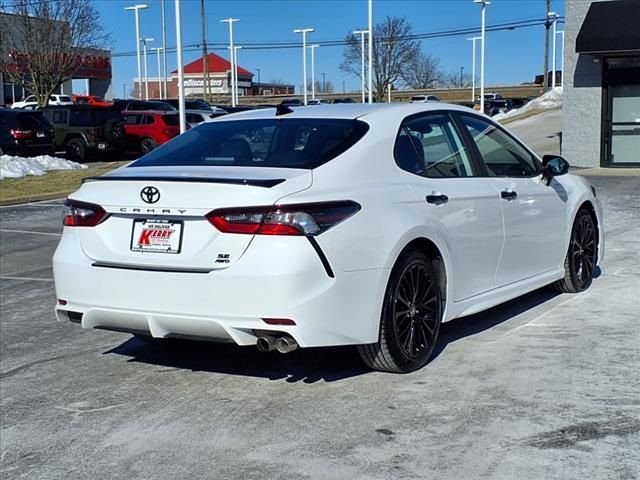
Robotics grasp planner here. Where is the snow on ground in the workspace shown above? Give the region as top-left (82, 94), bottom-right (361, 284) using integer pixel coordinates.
top-left (494, 86), bottom-right (563, 122)
top-left (0, 155), bottom-right (87, 180)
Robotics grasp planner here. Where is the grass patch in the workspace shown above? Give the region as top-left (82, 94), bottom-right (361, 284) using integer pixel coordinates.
top-left (0, 162), bottom-right (127, 204)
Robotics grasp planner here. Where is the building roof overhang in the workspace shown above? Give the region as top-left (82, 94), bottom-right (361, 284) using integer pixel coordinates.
top-left (576, 0), bottom-right (640, 55)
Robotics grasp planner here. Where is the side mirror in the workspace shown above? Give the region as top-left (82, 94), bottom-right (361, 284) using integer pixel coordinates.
top-left (542, 155), bottom-right (569, 185)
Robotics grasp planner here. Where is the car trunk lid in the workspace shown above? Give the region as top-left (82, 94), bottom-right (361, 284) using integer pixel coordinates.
top-left (69, 166), bottom-right (312, 270)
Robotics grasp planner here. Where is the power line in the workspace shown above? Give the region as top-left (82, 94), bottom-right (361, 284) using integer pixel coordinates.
top-left (111, 16), bottom-right (564, 58)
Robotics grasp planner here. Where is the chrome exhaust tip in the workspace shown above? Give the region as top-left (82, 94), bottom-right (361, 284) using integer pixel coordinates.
top-left (275, 335), bottom-right (298, 354)
top-left (256, 335), bottom-right (278, 353)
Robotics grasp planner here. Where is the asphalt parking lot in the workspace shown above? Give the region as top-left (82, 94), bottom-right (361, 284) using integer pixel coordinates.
top-left (1, 174), bottom-right (639, 480)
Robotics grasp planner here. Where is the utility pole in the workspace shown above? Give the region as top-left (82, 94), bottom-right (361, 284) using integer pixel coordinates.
top-left (322, 72), bottom-right (326, 93)
top-left (460, 67), bottom-right (464, 88)
top-left (200, 0), bottom-right (210, 101)
top-left (543, 0), bottom-right (551, 92)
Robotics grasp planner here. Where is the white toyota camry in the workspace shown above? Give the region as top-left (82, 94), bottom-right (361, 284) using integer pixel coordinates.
top-left (53, 103), bottom-right (603, 373)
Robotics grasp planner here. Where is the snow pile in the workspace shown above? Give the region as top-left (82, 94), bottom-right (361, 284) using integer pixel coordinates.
top-left (494, 86), bottom-right (563, 122)
top-left (0, 155), bottom-right (87, 180)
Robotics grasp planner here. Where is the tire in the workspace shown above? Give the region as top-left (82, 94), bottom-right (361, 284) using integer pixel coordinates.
top-left (65, 138), bottom-right (86, 163)
top-left (552, 209), bottom-right (598, 293)
top-left (103, 119), bottom-right (125, 144)
top-left (140, 137), bottom-right (157, 154)
top-left (358, 249), bottom-right (443, 373)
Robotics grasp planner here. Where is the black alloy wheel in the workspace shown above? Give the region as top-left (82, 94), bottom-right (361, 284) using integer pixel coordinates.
top-left (553, 209), bottom-right (598, 293)
top-left (65, 138), bottom-right (86, 163)
top-left (358, 249), bottom-right (443, 373)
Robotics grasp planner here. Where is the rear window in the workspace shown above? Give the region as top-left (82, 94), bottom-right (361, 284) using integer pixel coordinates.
top-left (132, 118), bottom-right (369, 170)
top-left (58, 96), bottom-right (72, 102)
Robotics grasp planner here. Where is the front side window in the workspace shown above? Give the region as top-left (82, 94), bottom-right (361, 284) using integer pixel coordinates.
top-left (394, 113), bottom-right (474, 177)
top-left (51, 110), bottom-right (67, 124)
top-left (460, 114), bottom-right (540, 177)
top-left (132, 118), bottom-right (369, 169)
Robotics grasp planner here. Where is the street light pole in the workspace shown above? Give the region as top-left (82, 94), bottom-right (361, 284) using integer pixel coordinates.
top-left (474, 0), bottom-right (490, 114)
top-left (309, 44), bottom-right (319, 100)
top-left (221, 18), bottom-right (239, 107)
top-left (142, 38), bottom-right (154, 100)
top-left (367, 0), bottom-right (373, 104)
top-left (557, 30), bottom-right (565, 86)
top-left (153, 47), bottom-right (163, 99)
top-left (161, 0), bottom-right (167, 99)
top-left (293, 28), bottom-right (314, 105)
top-left (549, 12), bottom-right (557, 89)
top-left (467, 36), bottom-right (481, 102)
top-left (353, 29), bottom-right (368, 103)
top-left (174, 0), bottom-right (186, 133)
top-left (233, 46), bottom-right (242, 103)
top-left (124, 4), bottom-right (148, 100)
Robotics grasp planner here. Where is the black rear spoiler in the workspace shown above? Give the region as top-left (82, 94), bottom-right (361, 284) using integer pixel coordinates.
top-left (82, 175), bottom-right (285, 188)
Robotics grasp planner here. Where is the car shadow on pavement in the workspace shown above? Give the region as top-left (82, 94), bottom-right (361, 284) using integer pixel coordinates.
top-left (430, 287), bottom-right (562, 362)
top-left (106, 287), bottom-right (562, 382)
top-left (107, 337), bottom-right (370, 383)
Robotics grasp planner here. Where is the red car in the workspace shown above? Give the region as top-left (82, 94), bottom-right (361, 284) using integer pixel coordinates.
top-left (73, 95), bottom-right (113, 107)
top-left (121, 110), bottom-right (182, 153)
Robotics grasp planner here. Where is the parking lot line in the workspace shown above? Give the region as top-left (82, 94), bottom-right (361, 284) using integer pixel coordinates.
top-left (0, 201), bottom-right (64, 209)
top-left (0, 229), bottom-right (61, 237)
top-left (1, 276), bottom-right (54, 282)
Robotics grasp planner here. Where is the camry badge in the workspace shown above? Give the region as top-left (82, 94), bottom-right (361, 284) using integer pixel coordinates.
top-left (140, 186), bottom-right (160, 204)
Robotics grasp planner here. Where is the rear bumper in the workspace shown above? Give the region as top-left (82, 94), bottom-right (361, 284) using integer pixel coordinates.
top-left (53, 232), bottom-right (389, 348)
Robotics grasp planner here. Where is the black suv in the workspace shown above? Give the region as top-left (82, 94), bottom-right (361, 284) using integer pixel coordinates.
top-left (112, 99), bottom-right (175, 112)
top-left (164, 98), bottom-right (212, 110)
top-left (41, 106), bottom-right (125, 162)
top-left (0, 109), bottom-right (55, 156)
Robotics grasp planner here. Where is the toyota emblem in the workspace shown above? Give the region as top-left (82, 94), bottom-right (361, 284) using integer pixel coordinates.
top-left (140, 186), bottom-right (160, 204)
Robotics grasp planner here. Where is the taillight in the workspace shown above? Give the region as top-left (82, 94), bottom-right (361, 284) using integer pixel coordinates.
top-left (10, 129), bottom-right (33, 139)
top-left (62, 199), bottom-right (109, 227)
top-left (206, 201), bottom-right (361, 236)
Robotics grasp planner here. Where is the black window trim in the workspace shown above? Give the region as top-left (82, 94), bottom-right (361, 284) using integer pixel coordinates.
top-left (393, 109), bottom-right (486, 178)
top-left (452, 111), bottom-right (544, 179)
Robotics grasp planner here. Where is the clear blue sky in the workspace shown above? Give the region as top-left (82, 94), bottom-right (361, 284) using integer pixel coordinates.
top-left (95, 0), bottom-right (565, 97)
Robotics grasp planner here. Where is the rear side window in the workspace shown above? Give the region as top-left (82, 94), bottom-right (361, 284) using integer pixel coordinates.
top-left (70, 110), bottom-right (93, 126)
top-left (132, 118), bottom-right (369, 169)
top-left (93, 110), bottom-right (120, 125)
top-left (395, 113), bottom-right (474, 177)
top-left (460, 114), bottom-right (540, 177)
top-left (124, 114), bottom-right (140, 125)
top-left (161, 115), bottom-right (179, 126)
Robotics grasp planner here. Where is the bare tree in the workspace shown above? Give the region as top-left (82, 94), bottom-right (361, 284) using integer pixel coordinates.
top-left (340, 16), bottom-right (420, 101)
top-left (314, 79), bottom-right (335, 94)
top-left (0, 0), bottom-right (110, 107)
top-left (441, 70), bottom-right (475, 89)
top-left (402, 52), bottom-right (443, 90)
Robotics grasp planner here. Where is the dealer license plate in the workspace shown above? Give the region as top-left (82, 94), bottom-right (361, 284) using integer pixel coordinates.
top-left (130, 219), bottom-right (183, 254)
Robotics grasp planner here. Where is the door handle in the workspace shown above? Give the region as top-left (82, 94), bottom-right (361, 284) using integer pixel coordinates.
top-left (501, 190), bottom-right (518, 200)
top-left (426, 194), bottom-right (449, 205)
